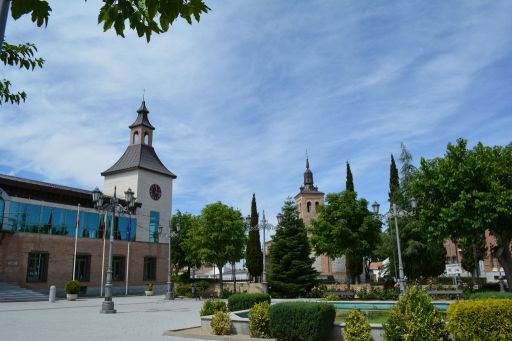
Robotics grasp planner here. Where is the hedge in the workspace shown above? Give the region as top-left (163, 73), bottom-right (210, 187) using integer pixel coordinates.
top-left (269, 302), bottom-right (335, 341)
top-left (447, 299), bottom-right (512, 341)
top-left (227, 293), bottom-right (271, 312)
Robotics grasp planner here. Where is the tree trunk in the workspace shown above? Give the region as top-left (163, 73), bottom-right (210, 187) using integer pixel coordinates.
top-left (217, 264), bottom-right (224, 293)
top-left (232, 262), bottom-right (237, 292)
top-left (496, 244), bottom-right (512, 292)
top-left (473, 243), bottom-right (481, 288)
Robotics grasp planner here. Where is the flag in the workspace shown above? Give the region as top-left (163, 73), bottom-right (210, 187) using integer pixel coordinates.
top-left (48, 209), bottom-right (53, 226)
top-left (75, 204), bottom-right (80, 234)
top-left (102, 212), bottom-right (107, 240)
top-left (126, 217), bottom-right (132, 241)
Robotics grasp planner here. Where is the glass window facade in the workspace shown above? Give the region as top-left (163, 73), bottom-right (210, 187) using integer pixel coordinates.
top-left (4, 201), bottom-right (136, 241)
top-left (149, 211), bottom-right (160, 243)
top-left (26, 252), bottom-right (49, 283)
top-left (0, 197), bottom-right (4, 230)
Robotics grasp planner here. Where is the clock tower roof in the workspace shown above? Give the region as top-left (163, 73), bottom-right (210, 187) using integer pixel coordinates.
top-left (102, 100), bottom-right (176, 179)
top-left (101, 144), bottom-right (176, 178)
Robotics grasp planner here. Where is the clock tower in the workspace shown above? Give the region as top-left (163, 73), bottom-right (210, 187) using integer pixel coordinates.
top-left (102, 101), bottom-right (176, 243)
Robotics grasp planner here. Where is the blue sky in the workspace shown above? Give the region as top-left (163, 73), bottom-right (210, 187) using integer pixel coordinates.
top-left (1, 1), bottom-right (511, 227)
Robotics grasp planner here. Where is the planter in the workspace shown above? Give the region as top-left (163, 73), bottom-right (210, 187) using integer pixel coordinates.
top-left (66, 293), bottom-right (78, 301)
top-left (145, 291), bottom-right (154, 296)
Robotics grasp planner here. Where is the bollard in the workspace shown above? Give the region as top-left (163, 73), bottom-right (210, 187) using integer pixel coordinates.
top-left (49, 285), bottom-right (56, 302)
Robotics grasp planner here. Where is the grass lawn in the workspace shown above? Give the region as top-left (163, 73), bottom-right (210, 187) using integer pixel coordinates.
top-left (335, 309), bottom-right (389, 324)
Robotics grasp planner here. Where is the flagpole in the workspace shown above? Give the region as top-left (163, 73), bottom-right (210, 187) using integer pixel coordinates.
top-left (125, 241), bottom-right (130, 295)
top-left (100, 211), bottom-right (107, 297)
top-left (72, 203), bottom-right (80, 280)
top-left (125, 214), bottom-right (131, 296)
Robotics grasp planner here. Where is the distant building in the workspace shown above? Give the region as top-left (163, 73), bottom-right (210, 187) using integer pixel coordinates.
top-left (444, 231), bottom-right (505, 283)
top-left (0, 101), bottom-right (176, 295)
top-left (294, 158), bottom-right (347, 282)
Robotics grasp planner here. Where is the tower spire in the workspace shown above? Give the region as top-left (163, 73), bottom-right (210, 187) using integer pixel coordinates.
top-left (304, 157), bottom-right (314, 186)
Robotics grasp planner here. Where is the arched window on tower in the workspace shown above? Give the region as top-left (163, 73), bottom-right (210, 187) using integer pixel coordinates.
top-left (133, 132), bottom-right (139, 144)
top-left (307, 201), bottom-right (311, 213)
top-left (144, 132), bottom-right (149, 144)
top-left (315, 201), bottom-right (319, 212)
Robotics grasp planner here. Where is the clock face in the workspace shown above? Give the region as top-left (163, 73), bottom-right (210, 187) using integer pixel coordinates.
top-left (149, 184), bottom-right (162, 201)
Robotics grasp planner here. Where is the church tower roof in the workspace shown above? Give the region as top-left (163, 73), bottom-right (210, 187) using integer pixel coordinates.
top-left (296, 157), bottom-right (323, 196)
top-left (101, 101), bottom-right (176, 178)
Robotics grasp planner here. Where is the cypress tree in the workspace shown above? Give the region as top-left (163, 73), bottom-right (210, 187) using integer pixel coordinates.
top-left (246, 194), bottom-right (263, 281)
top-left (268, 198), bottom-right (317, 297)
top-left (346, 161), bottom-right (354, 192)
top-left (389, 154), bottom-right (401, 205)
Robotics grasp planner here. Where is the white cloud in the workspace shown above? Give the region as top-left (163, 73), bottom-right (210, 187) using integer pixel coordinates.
top-left (1, 1), bottom-right (511, 224)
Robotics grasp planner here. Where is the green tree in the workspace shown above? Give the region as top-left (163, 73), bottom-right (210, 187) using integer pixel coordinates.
top-left (310, 191), bottom-right (381, 286)
top-left (389, 154), bottom-right (401, 205)
top-left (170, 210), bottom-right (201, 277)
top-left (1, 42), bottom-right (44, 104)
top-left (268, 198), bottom-right (317, 297)
top-left (392, 144), bottom-right (446, 280)
top-left (346, 161), bottom-right (354, 192)
top-left (1, 0), bottom-right (210, 104)
top-left (188, 202), bottom-right (246, 291)
top-left (413, 139), bottom-right (512, 289)
top-left (460, 234), bottom-right (487, 287)
top-left (246, 193), bottom-right (263, 281)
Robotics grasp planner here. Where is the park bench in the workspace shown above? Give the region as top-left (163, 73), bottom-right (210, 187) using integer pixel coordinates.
top-left (427, 290), bottom-right (463, 300)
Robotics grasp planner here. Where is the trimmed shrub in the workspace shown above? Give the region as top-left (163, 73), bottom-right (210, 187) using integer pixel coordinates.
top-left (65, 280), bottom-right (80, 294)
top-left (447, 299), bottom-right (512, 341)
top-left (200, 300), bottom-right (227, 316)
top-left (343, 308), bottom-right (371, 341)
top-left (145, 282), bottom-right (153, 291)
top-left (210, 310), bottom-right (231, 335)
top-left (269, 302), bottom-right (335, 341)
top-left (383, 288), bottom-right (446, 341)
top-left (220, 288), bottom-right (233, 299)
top-left (324, 294), bottom-right (339, 301)
top-left (249, 301), bottom-right (270, 338)
top-left (228, 293), bottom-right (271, 312)
top-left (176, 284), bottom-right (193, 298)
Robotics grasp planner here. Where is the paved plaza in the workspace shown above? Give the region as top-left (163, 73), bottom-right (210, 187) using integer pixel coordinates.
top-left (0, 295), bottom-right (209, 341)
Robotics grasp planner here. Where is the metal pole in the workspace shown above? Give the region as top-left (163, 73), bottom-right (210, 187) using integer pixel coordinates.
top-left (0, 0), bottom-right (10, 53)
top-left (100, 230), bottom-right (106, 296)
top-left (125, 240), bottom-right (130, 296)
top-left (166, 226), bottom-right (173, 300)
top-left (72, 204), bottom-right (80, 280)
top-left (393, 203), bottom-right (406, 296)
top-left (101, 195), bottom-right (116, 313)
top-left (262, 211), bottom-right (268, 294)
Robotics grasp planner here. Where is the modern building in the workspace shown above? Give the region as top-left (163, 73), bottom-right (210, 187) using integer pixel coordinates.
top-left (294, 158), bottom-right (347, 282)
top-left (0, 101), bottom-right (175, 295)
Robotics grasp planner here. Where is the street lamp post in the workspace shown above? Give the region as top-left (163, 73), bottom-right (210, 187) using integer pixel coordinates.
top-left (372, 197), bottom-right (417, 296)
top-left (245, 211), bottom-right (273, 294)
top-left (92, 186), bottom-right (136, 314)
top-left (164, 222), bottom-right (180, 300)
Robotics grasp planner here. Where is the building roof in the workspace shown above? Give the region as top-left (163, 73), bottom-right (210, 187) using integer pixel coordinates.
top-left (295, 157), bottom-right (324, 198)
top-left (128, 101), bottom-right (155, 130)
top-left (0, 173), bottom-right (94, 208)
top-left (0, 174), bottom-right (139, 209)
top-left (101, 144), bottom-right (177, 178)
